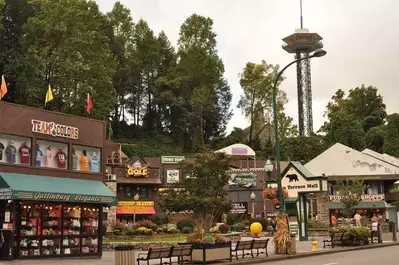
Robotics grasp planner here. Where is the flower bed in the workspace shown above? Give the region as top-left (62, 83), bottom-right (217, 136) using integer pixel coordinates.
top-left (329, 226), bottom-right (370, 246)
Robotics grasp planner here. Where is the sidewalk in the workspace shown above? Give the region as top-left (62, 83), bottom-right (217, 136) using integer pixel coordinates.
top-left (0, 233), bottom-right (395, 265)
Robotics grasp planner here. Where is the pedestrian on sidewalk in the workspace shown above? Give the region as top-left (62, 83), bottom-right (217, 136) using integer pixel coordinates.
top-left (354, 212), bottom-right (362, 227)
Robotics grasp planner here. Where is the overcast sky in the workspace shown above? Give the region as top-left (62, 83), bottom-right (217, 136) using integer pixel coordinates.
top-left (96, 0), bottom-right (399, 134)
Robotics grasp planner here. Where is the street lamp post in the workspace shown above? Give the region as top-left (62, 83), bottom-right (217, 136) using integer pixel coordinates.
top-left (264, 159), bottom-right (274, 184)
top-left (250, 192), bottom-right (256, 218)
top-left (133, 193), bottom-right (139, 223)
top-left (272, 49), bottom-right (327, 212)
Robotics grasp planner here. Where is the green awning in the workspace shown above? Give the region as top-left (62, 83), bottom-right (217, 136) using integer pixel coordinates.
top-left (0, 173), bottom-right (117, 206)
top-left (328, 202), bottom-right (387, 210)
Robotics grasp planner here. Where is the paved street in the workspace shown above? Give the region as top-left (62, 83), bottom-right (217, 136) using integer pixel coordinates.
top-left (258, 245), bottom-right (399, 265)
top-left (0, 234), bottom-right (395, 265)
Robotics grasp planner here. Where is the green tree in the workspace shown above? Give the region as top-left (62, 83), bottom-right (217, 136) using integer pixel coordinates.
top-left (333, 178), bottom-right (365, 217)
top-left (16, 0), bottom-right (116, 120)
top-left (383, 113), bottom-right (399, 157)
top-left (106, 1), bottom-right (135, 135)
top-left (278, 111), bottom-right (298, 139)
top-left (158, 152), bottom-right (232, 239)
top-left (280, 135), bottom-right (327, 163)
top-left (363, 125), bottom-right (386, 153)
top-left (321, 85), bottom-right (386, 150)
top-left (166, 14), bottom-right (228, 151)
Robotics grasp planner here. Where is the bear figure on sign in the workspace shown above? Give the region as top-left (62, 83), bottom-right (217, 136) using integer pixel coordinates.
top-left (286, 174), bottom-right (299, 182)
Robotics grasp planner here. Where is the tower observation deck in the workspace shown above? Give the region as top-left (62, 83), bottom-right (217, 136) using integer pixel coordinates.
top-left (282, 28), bottom-right (323, 136)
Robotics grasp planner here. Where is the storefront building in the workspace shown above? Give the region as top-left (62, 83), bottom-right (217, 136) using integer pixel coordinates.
top-left (305, 143), bottom-right (399, 227)
top-left (0, 102), bottom-right (117, 260)
top-left (105, 152), bottom-right (161, 223)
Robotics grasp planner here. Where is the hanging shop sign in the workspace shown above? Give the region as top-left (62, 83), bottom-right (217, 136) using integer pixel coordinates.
top-left (329, 194), bottom-right (385, 202)
top-left (230, 202), bottom-right (247, 214)
top-left (31, 119), bottom-right (79, 140)
top-left (282, 167), bottom-right (324, 197)
top-left (161, 156), bottom-right (185, 164)
top-left (118, 201), bottom-right (154, 207)
top-left (0, 188), bottom-right (12, 200)
top-left (125, 160), bottom-right (148, 177)
top-left (228, 173), bottom-right (257, 188)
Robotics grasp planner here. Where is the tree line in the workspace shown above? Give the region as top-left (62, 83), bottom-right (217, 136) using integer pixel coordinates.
top-left (0, 0), bottom-right (232, 152)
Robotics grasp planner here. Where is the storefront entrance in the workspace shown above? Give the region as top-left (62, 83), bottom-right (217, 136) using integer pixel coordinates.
top-left (0, 173), bottom-right (117, 260)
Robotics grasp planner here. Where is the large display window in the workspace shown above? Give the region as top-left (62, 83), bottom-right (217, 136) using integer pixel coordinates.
top-left (35, 140), bottom-right (68, 169)
top-left (0, 134), bottom-right (32, 165)
top-left (72, 145), bottom-right (101, 173)
top-left (18, 202), bottom-right (100, 258)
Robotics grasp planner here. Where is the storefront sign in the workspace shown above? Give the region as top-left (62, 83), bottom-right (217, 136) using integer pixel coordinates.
top-left (282, 167), bottom-right (322, 197)
top-left (166, 170), bottom-right (180, 183)
top-left (228, 173), bottom-right (256, 188)
top-left (117, 201), bottom-right (155, 214)
top-left (329, 194), bottom-right (385, 202)
top-left (11, 191), bottom-right (115, 204)
top-left (118, 201), bottom-right (154, 206)
top-left (31, 119), bottom-right (79, 140)
top-left (161, 156), bottom-right (185, 164)
top-left (125, 161), bottom-right (148, 177)
top-left (230, 203), bottom-right (247, 214)
top-left (0, 188), bottom-right (12, 200)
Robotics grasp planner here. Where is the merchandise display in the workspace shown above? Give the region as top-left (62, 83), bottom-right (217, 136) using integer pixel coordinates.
top-left (36, 140), bottom-right (68, 169)
top-left (19, 203), bottom-right (100, 258)
top-left (0, 134), bottom-right (31, 165)
top-left (73, 145), bottom-right (101, 173)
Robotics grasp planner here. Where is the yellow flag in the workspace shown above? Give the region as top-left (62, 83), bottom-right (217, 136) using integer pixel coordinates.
top-left (45, 85), bottom-right (54, 105)
top-left (0, 75), bottom-right (7, 100)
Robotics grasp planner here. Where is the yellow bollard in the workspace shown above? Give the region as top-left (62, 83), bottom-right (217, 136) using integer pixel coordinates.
top-left (311, 236), bottom-right (318, 251)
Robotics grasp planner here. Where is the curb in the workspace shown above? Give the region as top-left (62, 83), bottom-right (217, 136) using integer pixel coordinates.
top-left (230, 242), bottom-right (399, 265)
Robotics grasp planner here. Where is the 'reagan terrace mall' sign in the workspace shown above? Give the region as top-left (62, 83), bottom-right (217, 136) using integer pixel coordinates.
top-left (31, 119), bottom-right (79, 140)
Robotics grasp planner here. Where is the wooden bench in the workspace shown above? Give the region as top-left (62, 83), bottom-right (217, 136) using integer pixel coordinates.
top-left (169, 244), bottom-right (193, 265)
top-left (323, 232), bottom-right (344, 248)
top-left (231, 240), bottom-right (254, 260)
top-left (251, 239), bottom-right (269, 257)
top-left (137, 246), bottom-right (173, 265)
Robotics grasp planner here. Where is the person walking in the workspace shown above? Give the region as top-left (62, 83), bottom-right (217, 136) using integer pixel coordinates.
top-left (354, 212), bottom-right (362, 227)
top-left (331, 214), bottom-right (337, 226)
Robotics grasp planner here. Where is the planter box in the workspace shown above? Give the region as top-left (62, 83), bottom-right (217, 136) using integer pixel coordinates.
top-left (181, 242), bottom-right (232, 264)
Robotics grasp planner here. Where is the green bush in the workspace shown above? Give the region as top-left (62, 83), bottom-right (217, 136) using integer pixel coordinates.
top-left (329, 226), bottom-right (370, 241)
top-left (177, 219), bottom-right (195, 231)
top-left (125, 227), bottom-right (136, 236)
top-left (209, 226), bottom-right (219, 233)
top-left (203, 234), bottom-right (216, 244)
top-left (249, 218), bottom-right (268, 232)
top-left (226, 213), bottom-right (243, 226)
top-left (182, 227), bottom-right (193, 234)
top-left (231, 222), bottom-right (246, 232)
top-left (218, 224), bottom-right (229, 234)
top-left (156, 228), bottom-right (164, 234)
top-left (136, 227), bottom-right (153, 236)
top-left (149, 215), bottom-right (169, 226)
top-left (167, 227), bottom-right (179, 234)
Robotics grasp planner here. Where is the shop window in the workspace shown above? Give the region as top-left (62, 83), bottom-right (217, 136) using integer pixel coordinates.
top-left (72, 145), bottom-right (101, 173)
top-left (139, 187), bottom-right (148, 199)
top-left (124, 186), bottom-right (133, 199)
top-left (0, 134), bottom-right (32, 165)
top-left (82, 207), bottom-right (99, 254)
top-left (36, 140), bottom-right (68, 169)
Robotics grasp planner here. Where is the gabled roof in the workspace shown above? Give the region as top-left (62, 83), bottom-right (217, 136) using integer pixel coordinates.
top-left (362, 149), bottom-right (399, 167)
top-left (281, 161), bottom-right (324, 180)
top-left (305, 143), bottom-right (399, 176)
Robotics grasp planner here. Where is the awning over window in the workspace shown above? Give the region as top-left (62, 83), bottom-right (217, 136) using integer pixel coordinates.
top-left (328, 202), bottom-right (388, 210)
top-left (0, 173), bottom-right (117, 206)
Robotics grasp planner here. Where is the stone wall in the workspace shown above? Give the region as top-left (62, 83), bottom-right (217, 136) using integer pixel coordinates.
top-left (316, 191), bottom-right (330, 224)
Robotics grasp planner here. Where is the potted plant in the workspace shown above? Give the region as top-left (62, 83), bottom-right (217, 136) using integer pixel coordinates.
top-left (185, 234), bottom-right (232, 264)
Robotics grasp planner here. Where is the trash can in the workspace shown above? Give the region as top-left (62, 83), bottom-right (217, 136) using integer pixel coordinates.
top-left (115, 245), bottom-right (135, 265)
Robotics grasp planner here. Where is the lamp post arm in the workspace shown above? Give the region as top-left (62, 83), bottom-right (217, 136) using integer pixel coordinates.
top-left (272, 54), bottom-right (314, 212)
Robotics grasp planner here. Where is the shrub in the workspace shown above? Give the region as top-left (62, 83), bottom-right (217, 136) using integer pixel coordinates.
top-left (203, 234), bottom-right (216, 244)
top-left (136, 227), bottom-right (153, 236)
top-left (156, 228), bottom-right (164, 234)
top-left (182, 227), bottom-right (193, 234)
top-left (226, 213), bottom-right (243, 226)
top-left (329, 226), bottom-right (370, 241)
top-left (125, 227), bottom-right (136, 236)
top-left (136, 219), bottom-right (154, 229)
top-left (149, 215), bottom-right (169, 226)
top-left (209, 226), bottom-right (219, 233)
top-left (109, 220), bottom-right (126, 235)
top-left (218, 224), bottom-right (229, 234)
top-left (249, 218), bottom-right (268, 232)
top-left (167, 227), bottom-right (179, 234)
top-left (231, 222), bottom-right (246, 232)
top-left (177, 219), bottom-right (195, 231)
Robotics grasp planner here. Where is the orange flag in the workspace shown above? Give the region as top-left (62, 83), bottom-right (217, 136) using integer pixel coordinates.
top-left (0, 75), bottom-right (7, 100)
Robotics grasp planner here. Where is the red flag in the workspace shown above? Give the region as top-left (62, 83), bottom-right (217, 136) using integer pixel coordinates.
top-left (86, 93), bottom-right (93, 114)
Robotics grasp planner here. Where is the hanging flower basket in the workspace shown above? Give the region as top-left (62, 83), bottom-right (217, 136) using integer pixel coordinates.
top-left (262, 187), bottom-right (277, 200)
